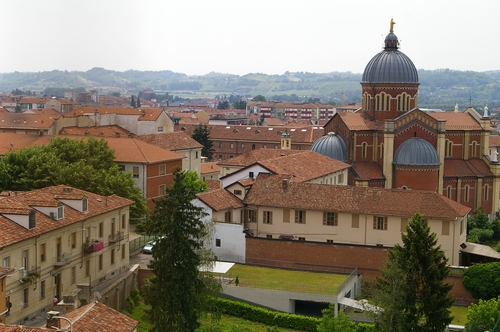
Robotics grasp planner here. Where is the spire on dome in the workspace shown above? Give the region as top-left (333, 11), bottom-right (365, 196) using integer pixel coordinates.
top-left (384, 19), bottom-right (399, 50)
top-left (390, 19), bottom-right (395, 33)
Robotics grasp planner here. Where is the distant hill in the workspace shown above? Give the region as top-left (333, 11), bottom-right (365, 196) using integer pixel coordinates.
top-left (1, 68), bottom-right (499, 110)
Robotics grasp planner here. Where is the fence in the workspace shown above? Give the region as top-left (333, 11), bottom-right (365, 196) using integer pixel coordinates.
top-left (129, 234), bottom-right (158, 252)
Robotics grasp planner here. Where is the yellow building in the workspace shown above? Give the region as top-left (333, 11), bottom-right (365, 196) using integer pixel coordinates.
top-left (0, 185), bottom-right (133, 325)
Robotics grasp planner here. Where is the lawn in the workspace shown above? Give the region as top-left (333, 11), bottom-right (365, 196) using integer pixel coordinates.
top-left (222, 264), bottom-right (347, 295)
top-left (450, 305), bottom-right (468, 325)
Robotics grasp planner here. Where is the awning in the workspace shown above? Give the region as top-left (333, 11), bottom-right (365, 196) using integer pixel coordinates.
top-left (459, 242), bottom-right (500, 260)
top-left (199, 261), bottom-right (235, 274)
top-left (338, 298), bottom-right (381, 313)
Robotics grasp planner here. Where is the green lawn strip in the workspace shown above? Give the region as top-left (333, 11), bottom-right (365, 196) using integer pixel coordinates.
top-left (224, 264), bottom-right (346, 295)
top-left (198, 313), bottom-right (306, 331)
top-left (125, 304), bottom-right (153, 332)
top-left (450, 305), bottom-right (468, 326)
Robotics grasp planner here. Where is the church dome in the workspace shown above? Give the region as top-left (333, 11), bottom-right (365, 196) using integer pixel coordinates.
top-left (394, 137), bottom-right (440, 166)
top-left (311, 132), bottom-right (347, 162)
top-left (361, 30), bottom-right (419, 84)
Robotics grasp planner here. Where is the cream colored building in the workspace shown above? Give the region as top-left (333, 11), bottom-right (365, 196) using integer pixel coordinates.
top-left (0, 185), bottom-right (133, 325)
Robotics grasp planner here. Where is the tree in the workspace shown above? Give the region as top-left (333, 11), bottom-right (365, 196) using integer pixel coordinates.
top-left (466, 296), bottom-right (500, 332)
top-left (232, 100), bottom-right (246, 109)
top-left (317, 306), bottom-right (357, 332)
top-left (137, 96), bottom-right (141, 108)
top-left (217, 100), bottom-right (230, 110)
top-left (463, 262), bottom-right (500, 300)
top-left (251, 95), bottom-right (266, 102)
top-left (373, 213), bottom-right (454, 332)
top-left (192, 124), bottom-right (214, 161)
top-left (143, 168), bottom-right (219, 332)
top-left (130, 95), bottom-right (136, 108)
top-left (0, 137), bottom-right (148, 219)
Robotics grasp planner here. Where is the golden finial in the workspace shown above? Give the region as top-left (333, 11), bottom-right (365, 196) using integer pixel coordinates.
top-left (390, 19), bottom-right (396, 33)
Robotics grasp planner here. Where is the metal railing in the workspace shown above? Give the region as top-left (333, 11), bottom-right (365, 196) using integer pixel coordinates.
top-left (54, 252), bottom-right (72, 267)
top-left (109, 231), bottom-right (125, 243)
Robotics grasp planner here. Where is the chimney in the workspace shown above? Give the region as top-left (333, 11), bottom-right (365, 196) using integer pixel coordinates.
top-left (282, 179), bottom-right (288, 190)
top-left (46, 310), bottom-right (61, 329)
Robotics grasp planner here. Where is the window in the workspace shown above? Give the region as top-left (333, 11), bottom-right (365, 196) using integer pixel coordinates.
top-left (57, 205), bottom-right (64, 219)
top-left (249, 172), bottom-right (254, 178)
top-left (323, 212), bottom-right (338, 226)
top-left (71, 266), bottom-right (76, 285)
top-left (22, 250), bottom-right (28, 271)
top-left (3, 256), bottom-right (9, 267)
top-left (159, 184), bottom-right (166, 196)
top-left (241, 143), bottom-right (245, 150)
top-left (23, 288), bottom-right (28, 308)
top-left (159, 164), bottom-right (166, 175)
top-left (82, 197), bottom-right (88, 212)
top-left (373, 216), bottom-right (387, 230)
top-left (195, 151), bottom-right (199, 159)
top-left (122, 244), bottom-right (126, 259)
top-left (122, 214), bottom-right (126, 229)
top-left (70, 232), bottom-right (76, 249)
top-left (464, 185), bottom-right (470, 202)
top-left (283, 209), bottom-right (290, 223)
top-left (263, 144), bottom-right (267, 149)
top-left (442, 220), bottom-right (450, 235)
top-left (40, 280), bottom-right (45, 299)
top-left (295, 210), bottom-right (306, 224)
top-left (351, 214), bottom-right (359, 228)
top-left (266, 235), bottom-right (272, 239)
top-left (361, 142), bottom-right (368, 159)
top-left (215, 239), bottom-right (221, 247)
top-left (380, 143), bottom-right (384, 158)
top-left (219, 142), bottom-right (223, 148)
top-left (218, 155), bottom-right (222, 160)
top-left (242, 209), bottom-right (256, 223)
top-left (326, 239), bottom-right (334, 243)
top-left (224, 211), bottom-right (232, 222)
top-left (99, 222), bottom-right (104, 238)
top-left (118, 165), bottom-right (125, 172)
top-left (460, 219), bottom-right (464, 235)
top-left (400, 218), bottom-right (408, 232)
top-left (234, 189), bottom-right (242, 195)
top-left (40, 243), bottom-right (46, 262)
top-left (274, 145), bottom-right (278, 149)
top-left (132, 166), bottom-right (139, 178)
top-left (85, 260), bottom-right (90, 277)
top-left (111, 248), bottom-right (115, 265)
top-left (99, 254), bottom-right (103, 271)
top-left (29, 211), bottom-right (36, 229)
top-left (484, 184), bottom-right (490, 201)
top-left (263, 211), bottom-right (273, 224)
top-left (298, 237), bottom-right (305, 241)
top-left (252, 144), bottom-right (256, 150)
top-left (157, 126), bottom-right (163, 132)
top-left (446, 186), bottom-right (452, 199)
top-left (111, 218), bottom-right (116, 236)
top-left (338, 173), bottom-right (344, 184)
top-left (297, 146), bottom-right (301, 150)
top-left (397, 93), bottom-right (410, 111)
top-left (375, 92), bottom-right (390, 111)
top-left (471, 141), bottom-right (478, 157)
top-left (230, 143), bottom-right (234, 149)
top-left (445, 140), bottom-right (453, 157)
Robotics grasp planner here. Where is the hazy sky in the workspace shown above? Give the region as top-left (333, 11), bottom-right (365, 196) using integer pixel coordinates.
top-left (1, 0), bottom-right (498, 76)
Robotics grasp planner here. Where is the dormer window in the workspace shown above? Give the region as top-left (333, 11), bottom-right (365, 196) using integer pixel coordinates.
top-left (82, 197), bottom-right (88, 213)
top-left (28, 211), bottom-right (36, 229)
top-left (57, 205), bottom-right (64, 220)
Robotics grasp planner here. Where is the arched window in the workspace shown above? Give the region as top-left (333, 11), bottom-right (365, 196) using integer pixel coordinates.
top-left (375, 93), bottom-right (390, 111)
top-left (471, 141), bottom-right (478, 157)
top-left (361, 142), bottom-right (368, 159)
top-left (363, 93), bottom-right (371, 111)
top-left (445, 139), bottom-right (453, 157)
top-left (446, 186), bottom-right (452, 199)
top-left (380, 143), bottom-right (384, 159)
top-left (397, 93), bottom-right (411, 111)
top-left (464, 185), bottom-right (470, 202)
top-left (484, 184), bottom-right (489, 201)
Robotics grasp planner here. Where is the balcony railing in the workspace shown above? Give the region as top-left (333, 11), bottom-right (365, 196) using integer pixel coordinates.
top-left (109, 231), bottom-right (124, 243)
top-left (83, 240), bottom-right (104, 254)
top-left (54, 252), bottom-right (72, 267)
top-left (19, 266), bottom-right (41, 284)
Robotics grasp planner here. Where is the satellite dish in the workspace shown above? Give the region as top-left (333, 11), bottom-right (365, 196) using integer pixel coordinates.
top-left (94, 291), bottom-right (101, 301)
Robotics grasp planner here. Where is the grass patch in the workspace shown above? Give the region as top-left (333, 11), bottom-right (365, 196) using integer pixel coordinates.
top-left (223, 264), bottom-right (347, 295)
top-left (126, 303), bottom-right (153, 332)
top-left (450, 305), bottom-right (468, 326)
top-left (199, 313), bottom-right (306, 331)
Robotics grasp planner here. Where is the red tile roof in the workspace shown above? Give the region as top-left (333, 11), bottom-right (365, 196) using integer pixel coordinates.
top-left (201, 162), bottom-right (221, 174)
top-left (207, 180), bottom-right (221, 191)
top-left (0, 133), bottom-right (52, 154)
top-left (0, 112), bottom-right (60, 129)
top-left (444, 159), bottom-right (494, 177)
top-left (352, 161), bottom-right (385, 180)
top-left (427, 112), bottom-right (482, 130)
top-left (490, 135), bottom-right (500, 147)
top-left (218, 149), bottom-right (303, 167)
top-left (338, 112), bottom-right (383, 131)
top-left (196, 188), bottom-right (244, 211)
top-left (244, 174), bottom-right (470, 218)
top-left (64, 107), bottom-right (163, 121)
top-left (0, 185), bottom-right (133, 248)
top-left (103, 137), bottom-right (185, 163)
top-left (59, 125), bottom-right (133, 138)
top-left (137, 132), bottom-right (203, 150)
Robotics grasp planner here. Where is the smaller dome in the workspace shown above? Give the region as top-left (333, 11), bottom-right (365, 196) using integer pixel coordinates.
top-left (394, 138), bottom-right (440, 166)
top-left (311, 132), bottom-right (347, 162)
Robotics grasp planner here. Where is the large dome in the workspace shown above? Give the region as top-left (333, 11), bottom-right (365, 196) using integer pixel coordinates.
top-left (394, 138), bottom-right (440, 166)
top-left (311, 132), bottom-right (347, 162)
top-left (361, 31), bottom-right (419, 84)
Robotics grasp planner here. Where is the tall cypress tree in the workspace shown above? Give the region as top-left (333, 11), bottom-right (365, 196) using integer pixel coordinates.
top-left (192, 124), bottom-right (214, 161)
top-left (374, 213), bottom-right (454, 332)
top-left (143, 168), bottom-right (219, 332)
top-left (130, 95), bottom-right (136, 108)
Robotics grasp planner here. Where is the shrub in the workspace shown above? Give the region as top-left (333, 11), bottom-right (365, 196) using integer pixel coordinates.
top-left (463, 262), bottom-right (500, 300)
top-left (467, 228), bottom-right (494, 243)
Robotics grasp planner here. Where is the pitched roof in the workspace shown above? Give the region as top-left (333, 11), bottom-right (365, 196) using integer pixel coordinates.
top-left (103, 137), bottom-right (185, 163)
top-left (61, 301), bottom-right (139, 331)
top-left (137, 132), bottom-right (203, 150)
top-left (0, 112), bottom-right (60, 129)
top-left (175, 124), bottom-right (324, 144)
top-left (64, 107), bottom-right (163, 121)
top-left (59, 125), bottom-right (133, 138)
top-left (201, 162), bottom-right (220, 174)
top-left (352, 161), bottom-right (385, 180)
top-left (244, 174), bottom-right (470, 218)
top-left (218, 149), bottom-right (303, 167)
top-left (206, 180), bottom-right (221, 191)
top-left (257, 151), bottom-right (350, 182)
top-left (337, 112), bottom-right (383, 131)
top-left (196, 188), bottom-right (244, 211)
top-left (0, 133), bottom-right (52, 154)
top-left (444, 159), bottom-right (494, 177)
top-left (0, 185), bottom-right (133, 248)
top-left (490, 135), bottom-right (500, 147)
top-left (427, 112), bottom-right (482, 130)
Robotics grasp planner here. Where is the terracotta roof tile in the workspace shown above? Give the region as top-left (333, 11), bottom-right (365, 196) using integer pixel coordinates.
top-left (201, 162), bottom-right (220, 174)
top-left (352, 161), bottom-right (385, 180)
top-left (137, 132), bottom-right (203, 150)
top-left (444, 159), bottom-right (494, 177)
top-left (338, 112), bottom-right (383, 131)
top-left (196, 188), bottom-right (244, 211)
top-left (59, 125), bottom-right (133, 138)
top-left (0, 113), bottom-right (60, 129)
top-left (244, 174), bottom-right (470, 219)
top-left (64, 107), bottom-right (163, 121)
top-left (104, 137), bottom-right (185, 163)
top-left (0, 133), bottom-right (52, 154)
top-left (218, 149), bottom-right (303, 167)
top-left (490, 135), bottom-right (500, 147)
top-left (427, 112), bottom-right (482, 130)
top-left (207, 180), bottom-right (221, 191)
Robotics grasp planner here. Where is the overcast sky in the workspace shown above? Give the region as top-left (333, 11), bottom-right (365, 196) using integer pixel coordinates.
top-left (1, 0), bottom-right (498, 76)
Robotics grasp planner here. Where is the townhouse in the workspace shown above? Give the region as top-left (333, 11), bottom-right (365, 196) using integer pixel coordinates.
top-left (0, 185), bottom-right (133, 325)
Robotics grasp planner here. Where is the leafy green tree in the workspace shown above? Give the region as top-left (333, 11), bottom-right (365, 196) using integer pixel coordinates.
top-left (466, 296), bottom-right (500, 332)
top-left (143, 168), bottom-right (220, 332)
top-left (130, 95), bottom-right (136, 108)
top-left (0, 137), bottom-right (148, 219)
top-left (232, 100), bottom-right (247, 109)
top-left (251, 95), bottom-right (266, 102)
top-left (373, 213), bottom-right (454, 332)
top-left (192, 124), bottom-right (215, 161)
top-left (137, 96), bottom-right (141, 108)
top-left (317, 305), bottom-right (357, 332)
top-left (217, 100), bottom-right (230, 110)
top-left (463, 262), bottom-right (500, 300)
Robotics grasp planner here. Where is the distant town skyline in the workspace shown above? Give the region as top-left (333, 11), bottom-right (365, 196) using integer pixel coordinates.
top-left (1, 0), bottom-right (499, 76)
